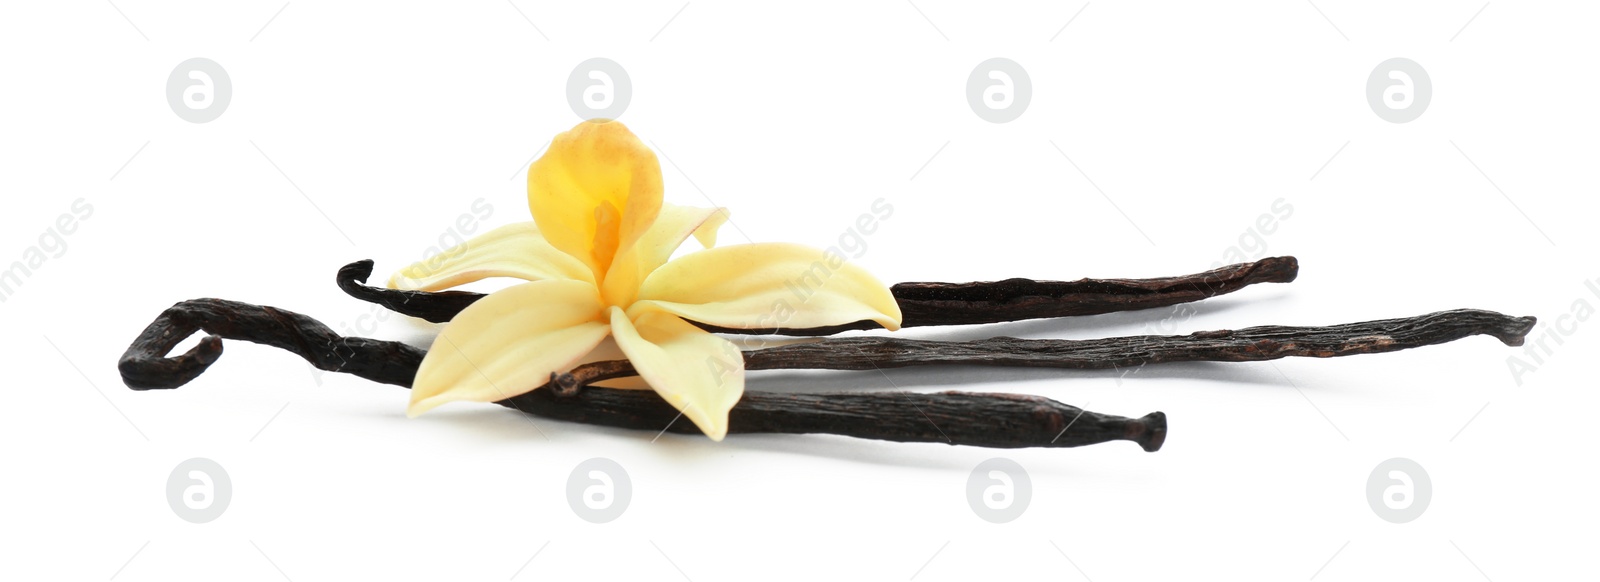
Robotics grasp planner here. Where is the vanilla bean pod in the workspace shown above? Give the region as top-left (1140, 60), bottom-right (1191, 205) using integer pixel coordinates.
top-left (118, 298), bottom-right (421, 389)
top-left (118, 299), bottom-right (1164, 450)
top-left (336, 256), bottom-right (1299, 334)
top-left (511, 388), bottom-right (1166, 451)
top-left (549, 309), bottom-right (1537, 391)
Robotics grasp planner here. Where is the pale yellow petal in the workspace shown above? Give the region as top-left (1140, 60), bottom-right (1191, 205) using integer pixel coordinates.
top-left (408, 280), bottom-right (610, 416)
top-left (600, 204), bottom-right (729, 306)
top-left (387, 222), bottom-right (593, 291)
top-left (527, 120), bottom-right (663, 278)
top-left (630, 242), bottom-right (903, 332)
top-left (688, 206), bottom-right (728, 248)
top-left (607, 307), bottom-right (744, 441)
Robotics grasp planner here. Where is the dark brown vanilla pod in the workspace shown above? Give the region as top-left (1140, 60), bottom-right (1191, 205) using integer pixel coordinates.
top-left (119, 298), bottom-right (423, 390)
top-left (116, 298), bottom-right (1165, 450)
top-left (546, 308), bottom-right (1536, 392)
top-left (335, 261), bottom-right (482, 326)
top-left (335, 256), bottom-right (1299, 334)
top-left (512, 389), bottom-right (1166, 451)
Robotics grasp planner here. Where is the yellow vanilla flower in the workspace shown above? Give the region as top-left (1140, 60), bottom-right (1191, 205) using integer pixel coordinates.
top-left (389, 120), bottom-right (902, 439)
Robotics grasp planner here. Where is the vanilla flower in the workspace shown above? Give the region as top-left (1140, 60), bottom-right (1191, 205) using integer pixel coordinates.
top-left (390, 120), bottom-right (902, 439)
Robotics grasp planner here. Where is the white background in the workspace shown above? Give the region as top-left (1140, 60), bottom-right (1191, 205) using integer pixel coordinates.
top-left (2, 1), bottom-right (1595, 580)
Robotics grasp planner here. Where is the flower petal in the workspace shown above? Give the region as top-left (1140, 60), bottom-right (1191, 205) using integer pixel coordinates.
top-left (608, 307), bottom-right (744, 441)
top-left (630, 242), bottom-right (903, 332)
top-left (688, 207), bottom-right (728, 248)
top-left (600, 204), bottom-right (729, 306)
top-left (387, 221), bottom-right (593, 291)
top-left (408, 280), bottom-right (610, 416)
top-left (527, 120), bottom-right (663, 279)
